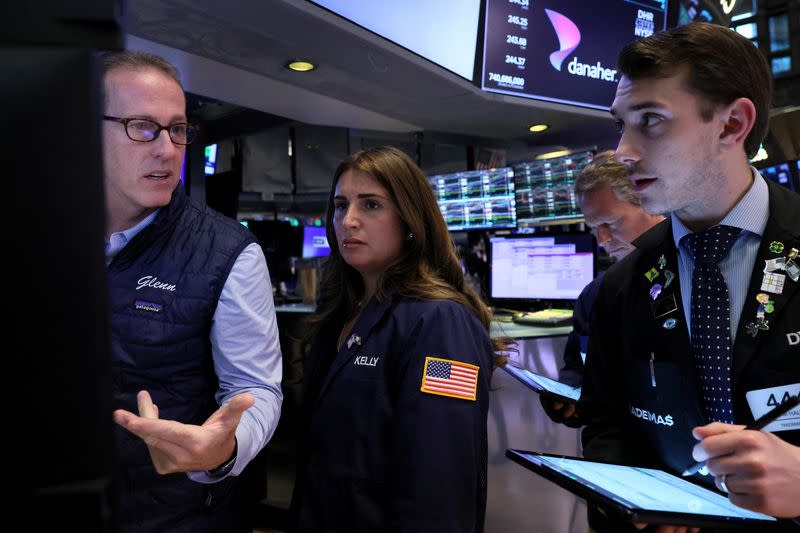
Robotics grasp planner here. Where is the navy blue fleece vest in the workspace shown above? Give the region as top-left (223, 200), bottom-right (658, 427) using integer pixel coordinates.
top-left (108, 186), bottom-right (255, 532)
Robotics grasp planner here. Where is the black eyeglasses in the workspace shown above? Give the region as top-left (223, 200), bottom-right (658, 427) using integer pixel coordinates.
top-left (103, 115), bottom-right (200, 145)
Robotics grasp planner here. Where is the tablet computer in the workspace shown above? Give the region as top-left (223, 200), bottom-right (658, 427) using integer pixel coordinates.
top-left (503, 364), bottom-right (581, 403)
top-left (506, 450), bottom-right (778, 528)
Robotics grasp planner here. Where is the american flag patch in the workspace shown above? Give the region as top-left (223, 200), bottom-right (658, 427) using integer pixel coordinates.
top-left (420, 357), bottom-right (479, 401)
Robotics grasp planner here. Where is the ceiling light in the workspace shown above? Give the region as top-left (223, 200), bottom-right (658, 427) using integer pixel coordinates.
top-left (287, 60), bottom-right (315, 72)
top-left (529, 124), bottom-right (549, 133)
top-left (536, 150), bottom-right (571, 160)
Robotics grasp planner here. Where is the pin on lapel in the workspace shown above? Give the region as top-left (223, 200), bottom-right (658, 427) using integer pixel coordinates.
top-left (746, 293), bottom-right (774, 338)
top-left (761, 272), bottom-right (786, 294)
top-left (662, 318), bottom-right (677, 330)
top-left (764, 257), bottom-right (786, 273)
top-left (658, 254), bottom-right (667, 270)
top-left (664, 270), bottom-right (675, 288)
top-left (763, 244), bottom-right (799, 283)
top-left (769, 241), bottom-right (784, 254)
top-left (650, 283), bottom-right (663, 300)
top-left (755, 293), bottom-right (775, 313)
top-left (645, 267), bottom-right (659, 282)
top-left (652, 293), bottom-right (678, 319)
top-left (785, 248), bottom-right (800, 282)
top-left (745, 318), bottom-right (769, 338)
top-left (347, 333), bottom-right (362, 349)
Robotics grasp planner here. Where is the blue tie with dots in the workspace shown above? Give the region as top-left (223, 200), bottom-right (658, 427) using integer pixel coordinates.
top-left (682, 225), bottom-right (742, 424)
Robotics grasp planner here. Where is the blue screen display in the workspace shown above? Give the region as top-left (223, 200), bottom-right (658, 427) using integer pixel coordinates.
top-left (759, 162), bottom-right (795, 191)
top-left (302, 225), bottom-right (330, 258)
top-left (204, 144), bottom-right (218, 176)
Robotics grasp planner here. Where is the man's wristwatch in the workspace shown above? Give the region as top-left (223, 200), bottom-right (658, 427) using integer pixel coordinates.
top-left (206, 440), bottom-right (237, 478)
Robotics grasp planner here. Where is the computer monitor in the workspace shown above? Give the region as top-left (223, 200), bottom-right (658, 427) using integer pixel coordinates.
top-left (489, 233), bottom-right (596, 309)
top-left (428, 167), bottom-right (517, 231)
top-left (204, 143), bottom-right (218, 175)
top-left (302, 225), bottom-right (331, 258)
top-left (758, 162), bottom-right (795, 191)
top-left (513, 150), bottom-right (595, 226)
top-left (247, 220), bottom-right (302, 281)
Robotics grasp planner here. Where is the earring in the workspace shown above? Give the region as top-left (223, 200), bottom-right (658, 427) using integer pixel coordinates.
top-left (406, 232), bottom-right (415, 241)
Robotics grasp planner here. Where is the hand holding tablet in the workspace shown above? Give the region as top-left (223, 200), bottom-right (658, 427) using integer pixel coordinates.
top-left (502, 364), bottom-right (581, 404)
top-left (683, 394), bottom-right (800, 477)
top-left (506, 450), bottom-right (778, 528)
top-left (689, 395), bottom-right (800, 519)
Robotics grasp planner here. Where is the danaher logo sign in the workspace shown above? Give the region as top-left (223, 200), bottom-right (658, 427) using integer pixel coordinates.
top-left (544, 8), bottom-right (580, 71)
top-left (545, 8), bottom-right (618, 82)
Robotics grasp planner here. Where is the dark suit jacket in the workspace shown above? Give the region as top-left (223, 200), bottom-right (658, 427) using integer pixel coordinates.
top-left (541, 273), bottom-right (603, 427)
top-left (291, 294), bottom-right (494, 533)
top-left (581, 179), bottom-right (800, 530)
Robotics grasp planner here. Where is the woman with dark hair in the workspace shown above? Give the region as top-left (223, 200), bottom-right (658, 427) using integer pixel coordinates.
top-left (290, 146), bottom-right (512, 532)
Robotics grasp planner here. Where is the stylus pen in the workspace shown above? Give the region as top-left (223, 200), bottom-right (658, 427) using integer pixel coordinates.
top-left (682, 394), bottom-right (800, 477)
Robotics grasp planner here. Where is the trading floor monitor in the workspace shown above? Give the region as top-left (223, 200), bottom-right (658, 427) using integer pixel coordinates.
top-left (428, 167), bottom-right (517, 231)
top-left (489, 233), bottom-right (596, 311)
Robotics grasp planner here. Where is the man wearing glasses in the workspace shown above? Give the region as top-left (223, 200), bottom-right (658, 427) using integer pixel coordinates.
top-left (103, 51), bottom-right (282, 532)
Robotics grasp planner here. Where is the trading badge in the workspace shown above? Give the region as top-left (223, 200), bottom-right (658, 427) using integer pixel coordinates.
top-left (768, 241), bottom-right (784, 254)
top-left (658, 254), bottom-right (667, 270)
top-left (645, 267), bottom-right (659, 282)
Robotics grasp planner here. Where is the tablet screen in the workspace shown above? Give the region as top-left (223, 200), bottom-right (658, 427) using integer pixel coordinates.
top-left (517, 452), bottom-right (776, 523)
top-left (504, 365), bottom-right (581, 401)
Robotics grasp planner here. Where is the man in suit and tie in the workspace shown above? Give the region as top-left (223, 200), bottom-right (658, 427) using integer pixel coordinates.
top-left (580, 22), bottom-right (800, 531)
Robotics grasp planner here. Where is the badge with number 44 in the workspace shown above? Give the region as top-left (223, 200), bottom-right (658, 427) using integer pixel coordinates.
top-left (745, 384), bottom-right (800, 432)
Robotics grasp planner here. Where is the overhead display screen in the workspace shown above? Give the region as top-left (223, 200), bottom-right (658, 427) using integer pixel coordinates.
top-left (310, 0), bottom-right (481, 80)
top-left (514, 150), bottom-right (595, 226)
top-left (481, 0), bottom-right (668, 110)
top-left (428, 168), bottom-right (517, 231)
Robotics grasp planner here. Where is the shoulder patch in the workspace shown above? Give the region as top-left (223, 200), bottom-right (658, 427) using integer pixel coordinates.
top-left (420, 356), bottom-right (479, 401)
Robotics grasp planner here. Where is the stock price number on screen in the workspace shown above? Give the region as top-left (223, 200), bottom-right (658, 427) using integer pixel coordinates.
top-left (508, 0), bottom-right (529, 6)
top-left (488, 72), bottom-right (525, 88)
top-left (506, 34), bottom-right (527, 47)
top-left (507, 14), bottom-right (528, 27)
top-left (505, 55), bottom-right (526, 67)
